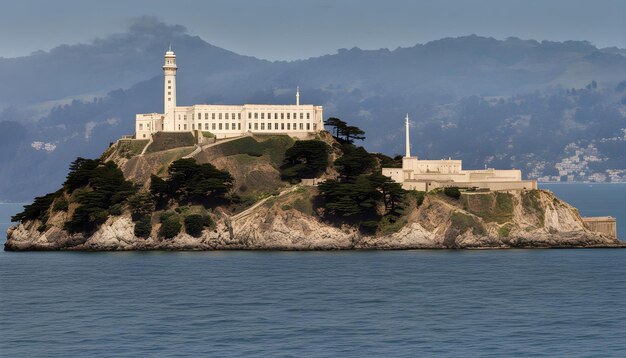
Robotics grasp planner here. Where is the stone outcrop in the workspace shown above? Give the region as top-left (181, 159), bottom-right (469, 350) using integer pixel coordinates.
top-left (6, 188), bottom-right (623, 251)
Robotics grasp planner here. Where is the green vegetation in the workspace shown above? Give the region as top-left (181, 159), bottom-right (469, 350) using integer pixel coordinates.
top-left (444, 187), bottom-right (461, 199)
top-left (184, 214), bottom-right (213, 237)
top-left (134, 216), bottom-right (152, 238)
top-left (12, 192), bottom-right (57, 223)
top-left (450, 211), bottom-right (486, 235)
top-left (334, 145), bottom-right (376, 179)
top-left (64, 160), bottom-right (136, 233)
top-left (522, 190), bottom-right (545, 225)
top-left (202, 131), bottom-right (215, 138)
top-left (158, 211), bottom-right (182, 239)
top-left (324, 117), bottom-right (366, 143)
top-left (317, 124), bottom-right (406, 233)
top-left (463, 192), bottom-right (515, 224)
top-left (116, 139), bottom-right (149, 158)
top-left (146, 132), bottom-right (196, 153)
top-left (52, 197), bottom-right (69, 212)
top-left (217, 135), bottom-right (294, 166)
top-left (150, 158), bottom-right (234, 208)
top-left (407, 190), bottom-right (426, 207)
top-left (280, 140), bottom-right (329, 183)
top-left (498, 224), bottom-right (514, 238)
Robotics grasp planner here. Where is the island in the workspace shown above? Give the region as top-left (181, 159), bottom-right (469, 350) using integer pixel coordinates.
top-left (5, 48), bottom-right (622, 251)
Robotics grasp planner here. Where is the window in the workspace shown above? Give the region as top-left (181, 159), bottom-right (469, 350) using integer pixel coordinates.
top-left (168, 92), bottom-right (171, 95)
top-left (293, 113), bottom-right (297, 119)
top-left (168, 98), bottom-right (171, 101)
top-left (299, 123), bottom-right (303, 130)
top-left (293, 123), bottom-right (296, 130)
top-left (219, 123), bottom-right (222, 130)
top-left (197, 113), bottom-right (201, 119)
top-left (238, 113), bottom-right (241, 120)
top-left (287, 113), bottom-right (290, 120)
top-left (168, 86), bottom-right (171, 89)
top-left (219, 113), bottom-right (222, 120)
top-left (254, 113), bottom-right (258, 119)
top-left (261, 123), bottom-right (265, 130)
top-left (248, 113), bottom-right (251, 119)
top-left (300, 113), bottom-right (303, 119)
top-left (184, 124), bottom-right (187, 130)
top-left (274, 123), bottom-right (278, 130)
top-left (254, 123), bottom-right (258, 130)
top-left (226, 113), bottom-right (229, 120)
top-left (267, 123), bottom-right (271, 130)
top-left (205, 123), bottom-right (209, 130)
top-left (281, 123), bottom-right (284, 130)
top-left (248, 123), bottom-right (251, 130)
top-left (287, 123), bottom-right (291, 130)
top-left (281, 113), bottom-right (284, 119)
top-left (192, 124), bottom-right (195, 130)
top-left (307, 113), bottom-right (310, 120)
top-left (238, 123), bottom-right (241, 130)
top-left (212, 113), bottom-right (216, 120)
top-left (274, 113), bottom-right (278, 119)
top-left (306, 123), bottom-right (310, 130)
top-left (205, 113), bottom-right (208, 120)
top-left (184, 115), bottom-right (187, 120)
top-left (168, 80), bottom-right (171, 84)
top-left (267, 113), bottom-right (271, 119)
top-left (139, 123), bottom-right (143, 130)
top-left (261, 113), bottom-right (264, 120)
top-left (178, 124), bottom-right (181, 130)
top-left (212, 123), bottom-right (216, 130)
top-left (225, 123), bottom-right (229, 130)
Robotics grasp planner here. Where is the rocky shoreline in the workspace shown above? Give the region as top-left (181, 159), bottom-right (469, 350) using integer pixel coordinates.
top-left (6, 189), bottom-right (624, 251)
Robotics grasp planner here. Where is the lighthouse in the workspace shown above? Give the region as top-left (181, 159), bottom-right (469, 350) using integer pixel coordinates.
top-left (163, 45), bottom-right (177, 130)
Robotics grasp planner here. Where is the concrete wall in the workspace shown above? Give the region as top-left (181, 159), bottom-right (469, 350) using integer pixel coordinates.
top-left (582, 217), bottom-right (617, 239)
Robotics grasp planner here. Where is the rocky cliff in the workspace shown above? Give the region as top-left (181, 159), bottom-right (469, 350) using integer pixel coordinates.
top-left (5, 134), bottom-right (624, 251)
top-left (6, 186), bottom-right (623, 251)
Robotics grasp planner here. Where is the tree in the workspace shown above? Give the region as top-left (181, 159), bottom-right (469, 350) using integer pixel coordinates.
top-left (343, 125), bottom-right (366, 143)
top-left (160, 158), bottom-right (234, 206)
top-left (324, 117), bottom-right (346, 139)
top-left (280, 140), bottom-right (329, 182)
top-left (127, 192), bottom-right (154, 220)
top-left (334, 146), bottom-right (376, 179)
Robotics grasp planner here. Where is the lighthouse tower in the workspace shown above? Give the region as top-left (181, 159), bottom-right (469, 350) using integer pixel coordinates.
top-left (163, 45), bottom-right (177, 130)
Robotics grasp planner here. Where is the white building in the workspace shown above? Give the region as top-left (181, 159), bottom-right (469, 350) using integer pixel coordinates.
top-left (382, 115), bottom-right (537, 192)
top-left (136, 47), bottom-right (324, 140)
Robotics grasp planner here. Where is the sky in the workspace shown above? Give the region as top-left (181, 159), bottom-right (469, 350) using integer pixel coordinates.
top-left (1, 0), bottom-right (625, 60)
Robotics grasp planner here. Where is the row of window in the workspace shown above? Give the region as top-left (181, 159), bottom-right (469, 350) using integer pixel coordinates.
top-left (248, 122), bottom-right (313, 131)
top-left (179, 112), bottom-right (314, 121)
top-left (249, 112), bottom-right (311, 120)
top-left (140, 121), bottom-right (316, 132)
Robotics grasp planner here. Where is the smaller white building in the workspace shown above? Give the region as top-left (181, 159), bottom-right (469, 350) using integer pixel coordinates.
top-left (136, 47), bottom-right (324, 140)
top-left (382, 115), bottom-right (537, 192)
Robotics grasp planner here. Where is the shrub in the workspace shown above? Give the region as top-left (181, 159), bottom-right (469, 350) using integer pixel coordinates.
top-left (134, 216), bottom-right (152, 238)
top-left (184, 214), bottom-right (212, 237)
top-left (444, 187), bottom-right (461, 199)
top-left (159, 213), bottom-right (182, 239)
top-left (408, 190), bottom-right (426, 207)
top-left (109, 203), bottom-right (123, 216)
top-left (53, 197), bottom-right (69, 212)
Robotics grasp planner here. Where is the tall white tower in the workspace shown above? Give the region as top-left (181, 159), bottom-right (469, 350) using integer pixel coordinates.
top-left (405, 113), bottom-right (411, 158)
top-left (296, 86), bottom-right (300, 106)
top-left (163, 45), bottom-right (177, 128)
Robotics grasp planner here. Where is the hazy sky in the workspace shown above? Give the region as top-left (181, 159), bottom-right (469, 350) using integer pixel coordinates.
top-left (1, 0), bottom-right (625, 60)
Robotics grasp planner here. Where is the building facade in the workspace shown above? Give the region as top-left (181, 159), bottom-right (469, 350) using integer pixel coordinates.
top-left (382, 115), bottom-right (537, 192)
top-left (136, 48), bottom-right (324, 140)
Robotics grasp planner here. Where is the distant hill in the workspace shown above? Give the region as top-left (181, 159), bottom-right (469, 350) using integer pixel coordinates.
top-left (2, 17), bottom-right (626, 201)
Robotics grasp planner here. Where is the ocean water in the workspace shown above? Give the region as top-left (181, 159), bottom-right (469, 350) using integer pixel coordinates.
top-left (1, 185), bottom-right (626, 357)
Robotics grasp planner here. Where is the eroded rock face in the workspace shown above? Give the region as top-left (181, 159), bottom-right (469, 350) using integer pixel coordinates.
top-left (5, 189), bottom-right (624, 251)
